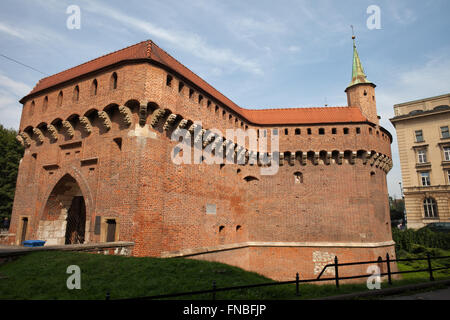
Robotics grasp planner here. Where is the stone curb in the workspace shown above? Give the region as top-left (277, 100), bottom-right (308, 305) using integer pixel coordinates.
top-left (0, 242), bottom-right (135, 257)
top-left (314, 279), bottom-right (450, 300)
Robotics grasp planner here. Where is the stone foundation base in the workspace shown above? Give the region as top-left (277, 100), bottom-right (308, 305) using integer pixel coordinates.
top-left (162, 241), bottom-right (397, 282)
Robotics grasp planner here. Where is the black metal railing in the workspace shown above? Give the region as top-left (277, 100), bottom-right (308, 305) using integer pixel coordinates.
top-left (107, 253), bottom-right (450, 300)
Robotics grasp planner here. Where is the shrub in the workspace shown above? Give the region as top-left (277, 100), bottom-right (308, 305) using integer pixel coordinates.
top-left (392, 228), bottom-right (450, 253)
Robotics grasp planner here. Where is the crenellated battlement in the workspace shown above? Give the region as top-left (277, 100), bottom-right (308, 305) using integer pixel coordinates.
top-left (16, 97), bottom-right (393, 174)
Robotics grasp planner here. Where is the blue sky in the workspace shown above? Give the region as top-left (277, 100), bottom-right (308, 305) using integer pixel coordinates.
top-left (1, 0), bottom-right (449, 198)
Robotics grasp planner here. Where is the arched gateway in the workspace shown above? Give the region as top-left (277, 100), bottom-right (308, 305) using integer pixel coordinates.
top-left (38, 174), bottom-right (87, 246)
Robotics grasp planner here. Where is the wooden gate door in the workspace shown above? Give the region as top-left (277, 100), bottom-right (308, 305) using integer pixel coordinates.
top-left (106, 219), bottom-right (116, 242)
top-left (20, 218), bottom-right (28, 244)
top-left (65, 196), bottom-right (86, 244)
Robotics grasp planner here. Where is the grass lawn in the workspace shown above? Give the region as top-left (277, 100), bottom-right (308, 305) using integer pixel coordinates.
top-left (0, 250), bottom-right (449, 300)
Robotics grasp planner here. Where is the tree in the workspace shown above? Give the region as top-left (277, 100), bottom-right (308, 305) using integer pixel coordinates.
top-left (0, 124), bottom-right (24, 220)
top-left (389, 196), bottom-right (405, 225)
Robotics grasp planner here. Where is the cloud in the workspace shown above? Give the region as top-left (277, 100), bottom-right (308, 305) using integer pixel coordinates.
top-left (0, 22), bottom-right (26, 39)
top-left (0, 73), bottom-right (32, 129)
top-left (82, 1), bottom-right (263, 75)
top-left (376, 53), bottom-right (450, 197)
top-left (387, 2), bottom-right (418, 25)
top-left (287, 45), bottom-right (301, 53)
top-left (0, 73), bottom-right (32, 97)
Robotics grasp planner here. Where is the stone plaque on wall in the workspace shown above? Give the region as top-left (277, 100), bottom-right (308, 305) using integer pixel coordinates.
top-left (94, 216), bottom-right (101, 235)
top-left (206, 204), bottom-right (216, 215)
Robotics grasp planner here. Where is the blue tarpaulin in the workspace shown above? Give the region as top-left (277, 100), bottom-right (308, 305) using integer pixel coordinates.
top-left (23, 240), bottom-right (46, 247)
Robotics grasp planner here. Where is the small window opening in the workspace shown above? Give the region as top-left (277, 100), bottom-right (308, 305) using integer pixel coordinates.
top-left (356, 128), bottom-right (361, 134)
top-left (294, 171), bottom-right (303, 184)
top-left (91, 79), bottom-right (98, 96)
top-left (30, 101), bottom-right (35, 115)
top-left (189, 89), bottom-right (194, 98)
top-left (344, 128), bottom-right (349, 135)
top-left (219, 226), bottom-right (225, 233)
top-left (307, 128), bottom-right (312, 135)
top-left (113, 138), bottom-right (122, 151)
top-left (73, 85), bottom-right (79, 102)
top-left (178, 81), bottom-right (184, 92)
top-left (332, 128), bottom-right (337, 135)
top-left (295, 129), bottom-right (301, 135)
top-left (285, 129), bottom-right (289, 135)
top-left (166, 74), bottom-right (173, 87)
top-left (111, 72), bottom-right (118, 90)
top-left (57, 91), bottom-right (63, 107)
top-left (319, 128), bottom-right (325, 135)
top-left (43, 96), bottom-right (48, 112)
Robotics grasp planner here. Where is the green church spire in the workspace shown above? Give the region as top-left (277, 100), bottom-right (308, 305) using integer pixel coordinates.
top-left (346, 35), bottom-right (373, 90)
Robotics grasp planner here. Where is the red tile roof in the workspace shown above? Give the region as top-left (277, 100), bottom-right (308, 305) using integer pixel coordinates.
top-left (22, 40), bottom-right (368, 125)
top-left (242, 107), bottom-right (367, 125)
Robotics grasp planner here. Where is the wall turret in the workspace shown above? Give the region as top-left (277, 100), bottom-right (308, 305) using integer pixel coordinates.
top-left (345, 36), bottom-right (379, 125)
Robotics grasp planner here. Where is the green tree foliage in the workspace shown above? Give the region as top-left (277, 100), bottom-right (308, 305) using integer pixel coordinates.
top-left (389, 196), bottom-right (405, 222)
top-left (0, 124), bottom-right (24, 220)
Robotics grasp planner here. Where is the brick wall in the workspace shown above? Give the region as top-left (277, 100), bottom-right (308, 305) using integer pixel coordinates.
top-left (8, 61), bottom-right (395, 281)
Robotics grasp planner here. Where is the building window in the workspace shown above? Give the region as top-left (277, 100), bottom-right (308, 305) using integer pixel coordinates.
top-left (295, 129), bottom-right (301, 135)
top-left (29, 101), bottom-right (35, 116)
top-left (444, 147), bottom-right (450, 161)
top-left (91, 79), bottom-right (98, 96)
top-left (110, 72), bottom-right (118, 90)
top-left (423, 198), bottom-right (438, 218)
top-left (73, 85), bottom-right (79, 102)
top-left (415, 130), bottom-right (424, 142)
top-left (332, 128), bottom-right (337, 135)
top-left (42, 96), bottom-right (48, 112)
top-left (441, 126), bottom-right (450, 139)
top-left (417, 150), bottom-right (427, 163)
top-left (344, 128), bottom-right (349, 135)
top-left (447, 170), bottom-right (450, 184)
top-left (166, 74), bottom-right (173, 87)
top-left (178, 81), bottom-right (184, 93)
top-left (285, 129), bottom-right (289, 135)
top-left (319, 128), bottom-right (325, 135)
top-left (57, 91), bottom-right (63, 107)
top-left (356, 128), bottom-right (361, 134)
top-left (307, 128), bottom-right (312, 135)
top-left (294, 172), bottom-right (303, 184)
top-left (420, 172), bottom-right (431, 186)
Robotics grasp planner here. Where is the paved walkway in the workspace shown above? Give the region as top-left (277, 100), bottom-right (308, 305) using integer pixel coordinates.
top-left (385, 287), bottom-right (450, 300)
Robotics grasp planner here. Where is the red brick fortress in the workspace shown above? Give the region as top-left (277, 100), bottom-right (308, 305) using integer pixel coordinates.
top-left (7, 40), bottom-right (395, 281)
